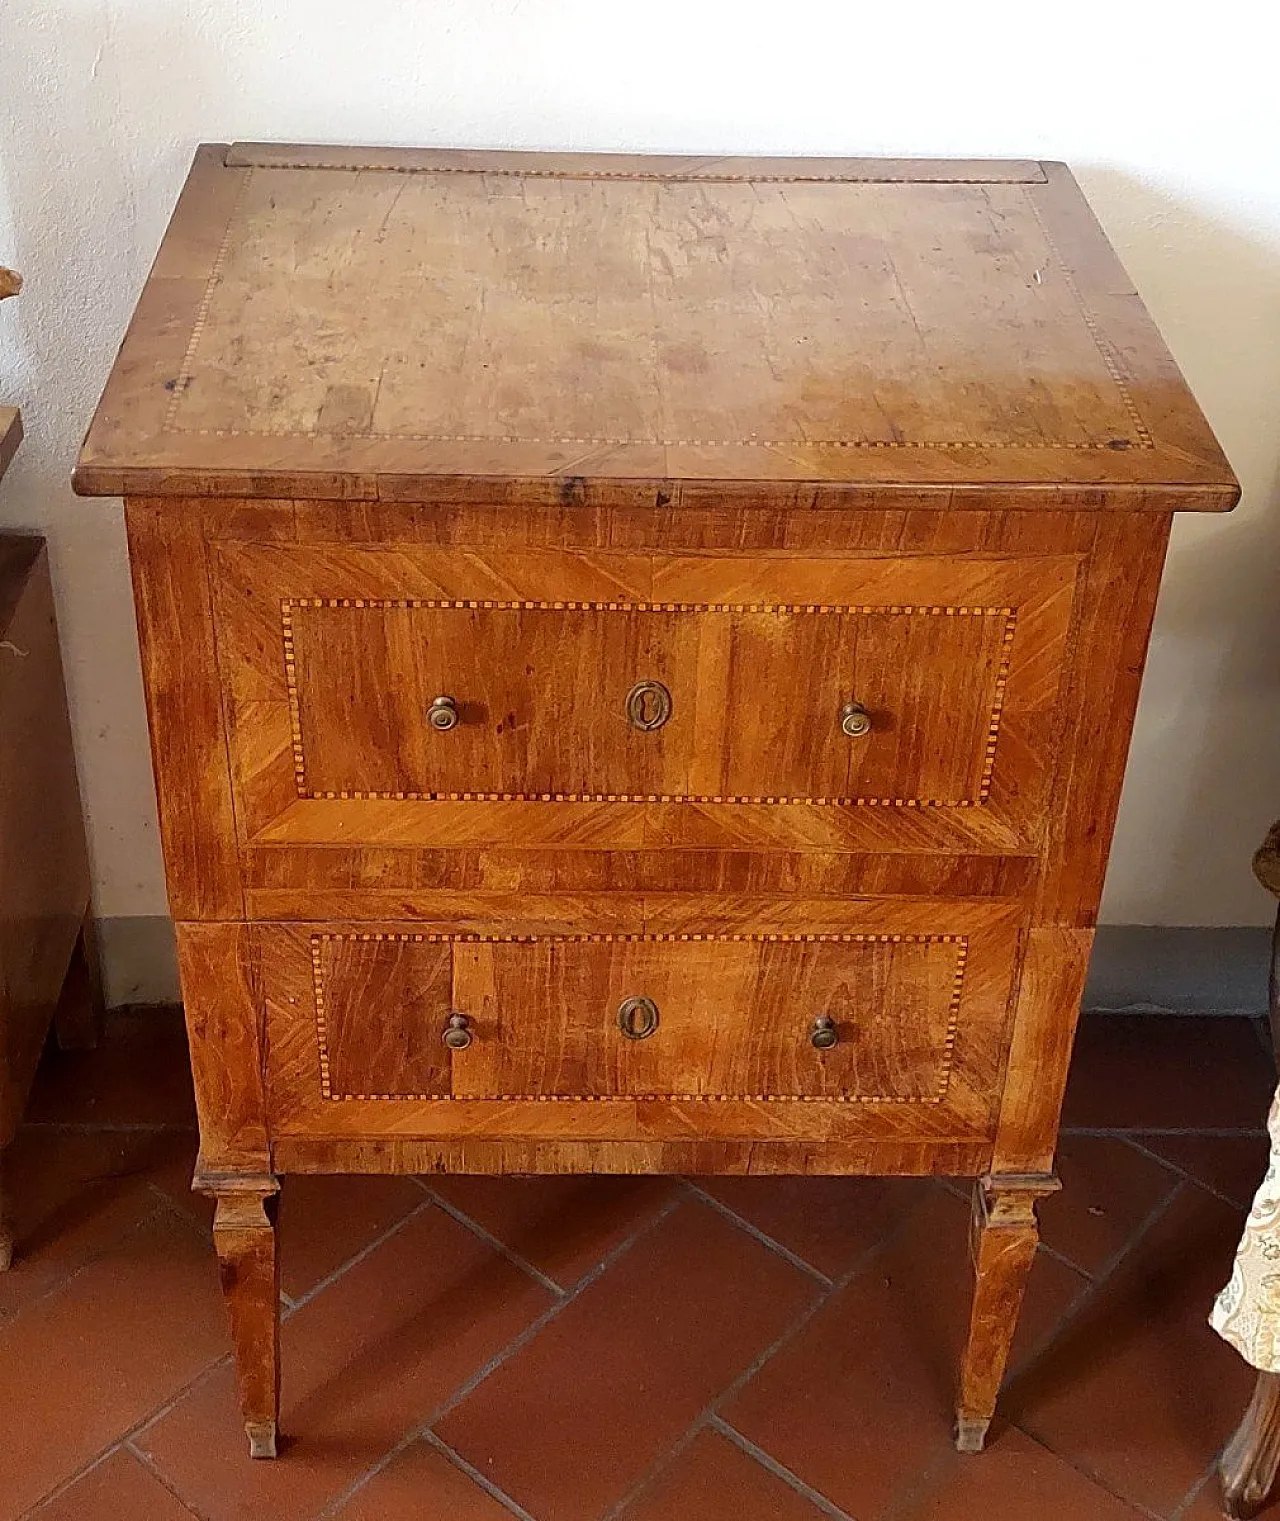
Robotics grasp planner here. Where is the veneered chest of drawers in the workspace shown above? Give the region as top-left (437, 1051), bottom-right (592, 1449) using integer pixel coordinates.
top-left (75, 145), bottom-right (1238, 1459)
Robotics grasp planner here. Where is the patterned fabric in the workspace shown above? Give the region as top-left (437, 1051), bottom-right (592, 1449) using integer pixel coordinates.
top-left (1212, 1089), bottom-right (1280, 1370)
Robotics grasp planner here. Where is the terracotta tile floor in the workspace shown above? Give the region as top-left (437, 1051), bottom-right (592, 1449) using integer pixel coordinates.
top-left (3, 1008), bottom-right (1275, 1521)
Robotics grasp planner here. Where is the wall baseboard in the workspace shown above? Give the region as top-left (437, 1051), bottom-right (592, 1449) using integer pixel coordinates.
top-left (97, 915), bottom-right (180, 1008)
top-left (93, 916), bottom-right (1275, 1017)
top-left (1083, 924), bottom-right (1271, 1016)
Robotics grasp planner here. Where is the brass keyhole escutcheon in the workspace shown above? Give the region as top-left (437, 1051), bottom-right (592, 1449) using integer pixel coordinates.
top-left (617, 995), bottom-right (660, 1040)
top-left (442, 1012), bottom-right (473, 1050)
top-left (840, 702), bottom-right (872, 738)
top-left (810, 1014), bottom-right (839, 1050)
top-left (626, 680), bottom-right (672, 732)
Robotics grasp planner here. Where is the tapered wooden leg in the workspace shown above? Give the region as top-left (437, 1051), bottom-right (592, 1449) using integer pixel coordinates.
top-left (955, 1173), bottom-right (1060, 1453)
top-left (53, 912), bottom-right (106, 1052)
top-left (1221, 1371), bottom-right (1280, 1519)
top-left (0, 1146), bottom-right (14, 1273)
top-left (203, 1171), bottom-right (281, 1458)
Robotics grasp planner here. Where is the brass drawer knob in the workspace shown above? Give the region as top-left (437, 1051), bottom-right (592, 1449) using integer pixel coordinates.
top-left (626, 680), bottom-right (672, 732)
top-left (617, 995), bottom-right (660, 1040)
top-left (810, 1014), bottom-right (839, 1050)
top-left (442, 1012), bottom-right (473, 1050)
top-left (840, 701), bottom-right (872, 738)
top-left (428, 695), bottom-right (460, 731)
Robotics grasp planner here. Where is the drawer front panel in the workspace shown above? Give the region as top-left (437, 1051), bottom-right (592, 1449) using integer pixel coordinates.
top-left (324, 931), bottom-right (963, 1102)
top-left (213, 545), bottom-right (1078, 857)
top-left (286, 598), bottom-right (1011, 805)
top-left (261, 903), bottom-right (1022, 1144)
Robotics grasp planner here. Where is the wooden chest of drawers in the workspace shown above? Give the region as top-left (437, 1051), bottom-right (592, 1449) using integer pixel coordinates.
top-left (75, 145), bottom-right (1237, 1460)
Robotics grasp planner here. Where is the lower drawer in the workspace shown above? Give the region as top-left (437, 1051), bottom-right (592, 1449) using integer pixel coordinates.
top-left (257, 903), bottom-right (1023, 1146)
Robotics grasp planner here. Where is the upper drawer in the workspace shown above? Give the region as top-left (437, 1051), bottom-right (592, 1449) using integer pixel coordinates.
top-left (213, 545), bottom-right (1077, 845)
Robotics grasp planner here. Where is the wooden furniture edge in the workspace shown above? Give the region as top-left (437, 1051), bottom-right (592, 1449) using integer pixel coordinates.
top-left (227, 143), bottom-right (1049, 182)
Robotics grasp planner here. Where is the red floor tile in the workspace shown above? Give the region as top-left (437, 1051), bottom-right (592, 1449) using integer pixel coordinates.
top-left (1039, 1136), bottom-right (1180, 1275)
top-left (0, 1127), bottom-right (181, 1315)
top-left (1062, 1015), bottom-right (1274, 1131)
top-left (892, 1427), bottom-right (1147, 1519)
top-left (276, 1175), bottom-right (430, 1300)
top-left (618, 1428), bottom-right (831, 1521)
top-left (437, 1197), bottom-right (819, 1521)
top-left (429, 1173), bottom-right (677, 1289)
top-left (695, 1174), bottom-right (929, 1280)
top-left (721, 1187), bottom-right (1088, 1520)
top-left (0, 1211), bottom-right (229, 1520)
top-left (25, 1006), bottom-right (196, 1128)
top-left (329, 1440), bottom-right (516, 1520)
top-left (1010, 1186), bottom-right (1254, 1516)
top-left (138, 1203), bottom-right (552, 1521)
top-left (27, 1448), bottom-right (200, 1521)
top-left (1141, 1133), bottom-right (1271, 1208)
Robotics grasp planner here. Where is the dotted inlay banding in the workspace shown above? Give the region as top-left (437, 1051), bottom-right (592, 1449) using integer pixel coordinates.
top-left (310, 929), bottom-right (969, 1106)
top-left (281, 598), bottom-right (1018, 808)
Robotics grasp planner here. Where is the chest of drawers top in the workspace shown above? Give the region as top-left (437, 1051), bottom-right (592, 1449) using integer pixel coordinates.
top-left (75, 145), bottom-right (1234, 509)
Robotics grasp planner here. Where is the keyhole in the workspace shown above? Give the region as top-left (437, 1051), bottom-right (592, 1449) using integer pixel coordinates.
top-left (625, 680), bottom-right (672, 732)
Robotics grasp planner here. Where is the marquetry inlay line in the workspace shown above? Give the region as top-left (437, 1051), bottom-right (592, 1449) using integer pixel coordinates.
top-left (308, 930), bottom-right (968, 1106)
top-left (237, 159), bottom-right (1038, 185)
top-left (279, 600), bottom-right (1019, 809)
top-left (1022, 185), bottom-right (1154, 452)
top-left (165, 167), bottom-right (1151, 452)
top-left (162, 169), bottom-right (253, 434)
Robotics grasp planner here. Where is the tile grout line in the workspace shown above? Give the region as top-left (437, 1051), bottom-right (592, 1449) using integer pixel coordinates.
top-left (12, 1347), bottom-right (234, 1519)
top-left (1125, 1134), bottom-right (1260, 1212)
top-left (318, 1192), bottom-right (687, 1520)
top-left (596, 1418), bottom-right (711, 1521)
top-left (1169, 1458), bottom-right (1225, 1520)
top-left (0, 1197), bottom-right (178, 1326)
top-left (681, 1179), bottom-right (835, 1287)
top-left (1005, 1181), bottom-right (1195, 1509)
top-left (421, 1430), bottom-right (541, 1521)
top-left (282, 1195), bottom-right (437, 1316)
top-left (11, 1445), bottom-right (123, 1521)
top-left (310, 1428), bottom-right (428, 1521)
top-left (1062, 1125), bottom-right (1267, 1138)
top-left (18, 1120), bottom-right (199, 1134)
top-left (429, 1191), bottom-right (685, 1429)
top-left (709, 1415), bottom-right (861, 1521)
top-left (603, 1183), bottom-right (949, 1521)
top-left (123, 1439), bottom-right (213, 1521)
top-left (418, 1183), bottom-right (568, 1298)
top-left (1006, 1180), bottom-right (1187, 1394)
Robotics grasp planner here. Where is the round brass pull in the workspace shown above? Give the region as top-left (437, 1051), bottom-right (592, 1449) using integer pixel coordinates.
top-left (428, 695), bottom-right (460, 732)
top-left (840, 701), bottom-right (872, 738)
top-left (626, 680), bottom-right (672, 732)
top-left (810, 1014), bottom-right (839, 1050)
top-left (617, 995), bottom-right (660, 1040)
top-left (442, 1012), bottom-right (473, 1050)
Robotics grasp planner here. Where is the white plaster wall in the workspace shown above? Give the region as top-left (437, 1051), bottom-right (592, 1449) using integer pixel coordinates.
top-left (1, 0), bottom-right (1278, 937)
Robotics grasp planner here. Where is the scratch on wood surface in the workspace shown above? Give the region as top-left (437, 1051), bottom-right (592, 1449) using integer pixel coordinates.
top-left (0, 640), bottom-right (29, 657)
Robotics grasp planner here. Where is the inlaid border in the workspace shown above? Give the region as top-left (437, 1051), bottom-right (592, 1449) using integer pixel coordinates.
top-left (280, 599), bottom-right (1019, 808)
top-left (310, 930), bottom-right (969, 1106)
top-left (165, 172), bottom-right (1154, 452)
